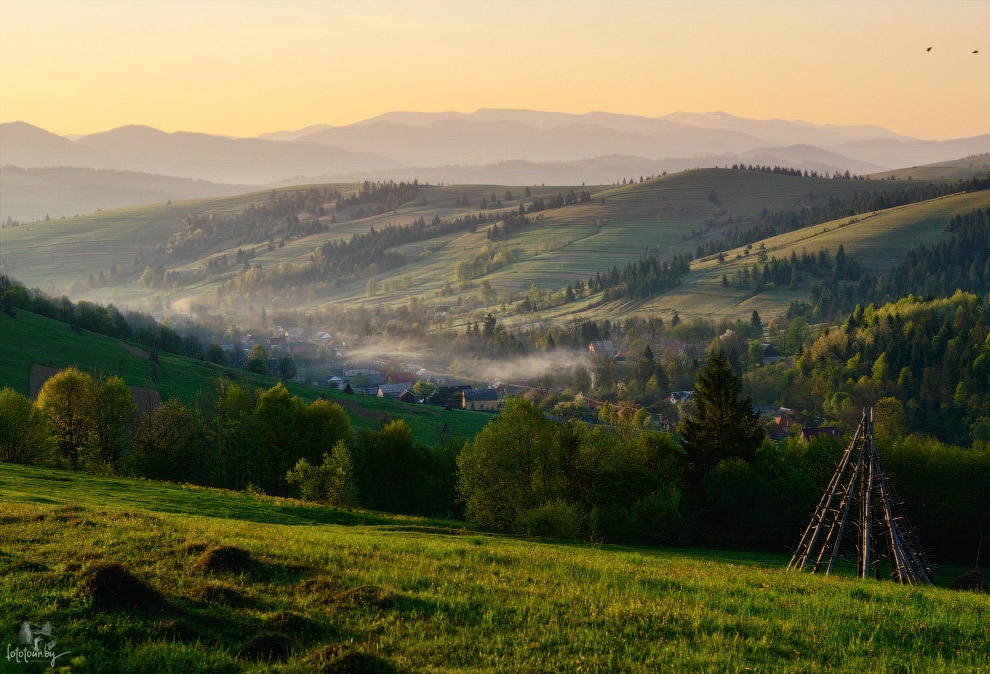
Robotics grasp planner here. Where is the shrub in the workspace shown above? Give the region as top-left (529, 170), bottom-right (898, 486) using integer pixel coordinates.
top-left (633, 484), bottom-right (683, 545)
top-left (517, 499), bottom-right (585, 540)
top-left (589, 505), bottom-right (634, 544)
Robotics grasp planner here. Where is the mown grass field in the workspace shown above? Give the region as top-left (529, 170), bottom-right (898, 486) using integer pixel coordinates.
top-left (0, 310), bottom-right (490, 444)
top-left (1, 462), bottom-right (987, 673)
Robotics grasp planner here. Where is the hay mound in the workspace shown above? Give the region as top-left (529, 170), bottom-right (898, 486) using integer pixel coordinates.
top-left (81, 563), bottom-right (159, 610)
top-left (333, 585), bottom-right (393, 609)
top-left (191, 581), bottom-right (244, 605)
top-left (952, 569), bottom-right (986, 592)
top-left (239, 630), bottom-right (291, 662)
top-left (307, 647), bottom-right (396, 673)
top-left (193, 545), bottom-right (253, 573)
top-left (263, 610), bottom-right (314, 633)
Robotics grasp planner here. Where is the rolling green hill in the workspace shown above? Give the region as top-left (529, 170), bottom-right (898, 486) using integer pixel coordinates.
top-left (869, 153), bottom-right (990, 181)
top-left (0, 309), bottom-right (489, 444)
top-left (1, 170), bottom-right (935, 319)
top-left (1, 462), bottom-right (986, 673)
top-left (630, 189), bottom-right (990, 323)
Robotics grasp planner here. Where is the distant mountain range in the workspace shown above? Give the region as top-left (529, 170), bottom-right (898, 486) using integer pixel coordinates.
top-left (0, 166), bottom-right (258, 224)
top-left (2, 110), bottom-right (989, 192)
top-left (0, 122), bottom-right (394, 184)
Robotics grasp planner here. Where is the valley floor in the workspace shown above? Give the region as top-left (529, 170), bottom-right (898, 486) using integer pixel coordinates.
top-left (1, 463), bottom-right (987, 673)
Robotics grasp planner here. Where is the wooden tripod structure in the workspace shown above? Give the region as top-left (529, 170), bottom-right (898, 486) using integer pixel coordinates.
top-left (788, 407), bottom-right (935, 585)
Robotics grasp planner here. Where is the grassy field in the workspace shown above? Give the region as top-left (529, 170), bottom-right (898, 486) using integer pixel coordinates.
top-left (1, 462), bottom-right (987, 673)
top-left (0, 309), bottom-right (490, 445)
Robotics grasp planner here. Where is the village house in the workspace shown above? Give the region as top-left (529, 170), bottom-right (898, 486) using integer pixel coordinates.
top-left (321, 375), bottom-right (344, 389)
top-left (762, 343), bottom-right (784, 364)
top-left (588, 340), bottom-right (616, 357)
top-left (376, 383), bottom-right (408, 399)
top-left (462, 388), bottom-right (501, 411)
top-left (398, 390), bottom-right (417, 404)
top-left (493, 381), bottom-right (528, 398)
top-left (669, 390), bottom-right (694, 404)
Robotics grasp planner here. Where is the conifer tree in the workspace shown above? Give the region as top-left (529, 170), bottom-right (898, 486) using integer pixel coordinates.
top-left (678, 352), bottom-right (763, 478)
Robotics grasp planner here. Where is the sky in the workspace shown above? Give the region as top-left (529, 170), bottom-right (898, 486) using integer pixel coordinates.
top-left (0, 0), bottom-right (987, 140)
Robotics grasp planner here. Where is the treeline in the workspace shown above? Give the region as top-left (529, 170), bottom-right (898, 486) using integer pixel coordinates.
top-left (336, 180), bottom-right (421, 213)
top-left (165, 187), bottom-right (338, 260)
top-left (787, 207), bottom-right (990, 321)
top-left (695, 177), bottom-right (990, 259)
top-left (0, 275), bottom-right (214, 361)
top-left (729, 163), bottom-right (860, 179)
top-left (796, 292), bottom-right (990, 445)
top-left (723, 245), bottom-right (861, 290)
top-left (312, 210), bottom-right (517, 284)
top-left (487, 211), bottom-right (530, 240)
top-left (0, 373), bottom-right (461, 518)
top-left (457, 377), bottom-right (988, 564)
top-left (588, 253), bottom-right (692, 301)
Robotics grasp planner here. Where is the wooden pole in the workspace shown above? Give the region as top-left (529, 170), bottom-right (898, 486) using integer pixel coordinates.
top-left (859, 410), bottom-right (874, 579)
top-left (790, 409), bottom-right (866, 571)
top-left (825, 447), bottom-right (863, 576)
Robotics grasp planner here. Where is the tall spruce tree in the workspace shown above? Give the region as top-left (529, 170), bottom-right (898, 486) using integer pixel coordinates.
top-left (678, 351), bottom-right (763, 478)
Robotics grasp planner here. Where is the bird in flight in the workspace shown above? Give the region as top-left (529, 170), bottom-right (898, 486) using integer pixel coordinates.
top-left (926, 47), bottom-right (932, 52)
top-left (974, 50), bottom-right (980, 54)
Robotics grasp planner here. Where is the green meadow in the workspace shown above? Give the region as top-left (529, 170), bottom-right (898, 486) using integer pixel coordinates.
top-left (0, 309), bottom-right (489, 445)
top-left (1, 462), bottom-right (986, 673)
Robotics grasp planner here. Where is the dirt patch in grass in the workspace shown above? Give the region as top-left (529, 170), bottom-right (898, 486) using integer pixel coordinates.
top-left (333, 398), bottom-right (384, 421)
top-left (28, 364), bottom-right (59, 399)
top-left (117, 341), bottom-right (150, 359)
top-left (193, 545), bottom-right (254, 574)
top-left (80, 562), bottom-right (162, 611)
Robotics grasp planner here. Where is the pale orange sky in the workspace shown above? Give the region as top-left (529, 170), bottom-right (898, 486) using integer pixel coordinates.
top-left (0, 0), bottom-right (987, 140)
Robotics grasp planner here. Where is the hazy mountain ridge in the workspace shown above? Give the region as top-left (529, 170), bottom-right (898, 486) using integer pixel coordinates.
top-left (0, 165), bottom-right (258, 224)
top-left (0, 122), bottom-right (397, 184)
top-left (257, 109), bottom-right (990, 175)
top-left (3, 110), bottom-right (988, 188)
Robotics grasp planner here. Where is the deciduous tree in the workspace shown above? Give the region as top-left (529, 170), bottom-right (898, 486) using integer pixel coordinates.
top-left (36, 367), bottom-right (95, 470)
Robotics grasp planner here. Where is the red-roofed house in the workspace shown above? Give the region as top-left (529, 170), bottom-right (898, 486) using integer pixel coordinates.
top-left (386, 372), bottom-right (417, 384)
